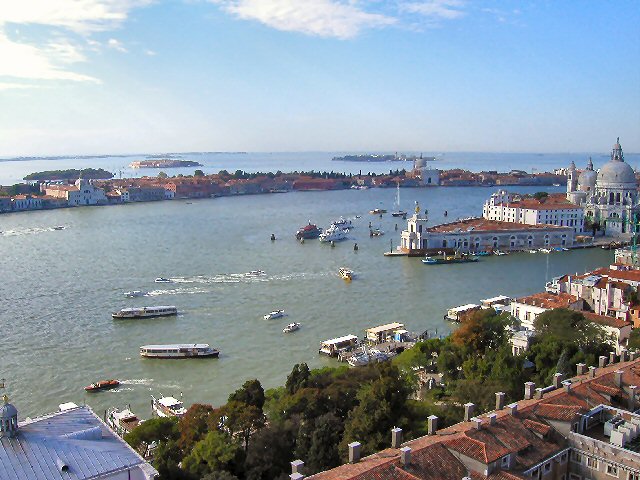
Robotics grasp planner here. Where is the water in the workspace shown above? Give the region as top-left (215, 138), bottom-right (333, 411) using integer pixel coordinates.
top-left (0, 185), bottom-right (613, 419)
top-left (2, 150), bottom-right (639, 185)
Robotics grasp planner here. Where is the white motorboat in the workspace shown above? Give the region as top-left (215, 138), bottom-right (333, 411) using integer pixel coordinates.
top-left (539, 248), bottom-right (552, 253)
top-left (264, 309), bottom-right (286, 320)
top-left (112, 305), bottom-right (177, 319)
top-left (493, 250), bottom-right (508, 256)
top-left (106, 406), bottom-right (141, 437)
top-left (331, 217), bottom-right (353, 229)
top-left (527, 249), bottom-right (538, 254)
top-left (155, 277), bottom-right (171, 283)
top-left (247, 270), bottom-right (266, 276)
top-left (151, 395), bottom-right (187, 417)
top-left (124, 290), bottom-right (145, 298)
top-left (282, 322), bottom-right (300, 333)
top-left (140, 343), bottom-right (219, 358)
top-left (319, 224), bottom-right (348, 242)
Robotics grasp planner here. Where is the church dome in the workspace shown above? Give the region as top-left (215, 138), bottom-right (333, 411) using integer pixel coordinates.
top-left (596, 138), bottom-right (636, 188)
top-left (578, 170), bottom-right (597, 191)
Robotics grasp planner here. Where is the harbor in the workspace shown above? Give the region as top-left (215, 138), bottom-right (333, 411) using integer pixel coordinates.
top-left (0, 184), bottom-right (615, 419)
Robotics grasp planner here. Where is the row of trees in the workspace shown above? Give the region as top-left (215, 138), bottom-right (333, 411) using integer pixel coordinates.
top-left (125, 308), bottom-right (614, 480)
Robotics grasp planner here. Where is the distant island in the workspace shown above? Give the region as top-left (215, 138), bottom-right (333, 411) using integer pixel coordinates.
top-left (23, 168), bottom-right (114, 181)
top-left (129, 159), bottom-right (203, 168)
top-left (332, 153), bottom-right (429, 162)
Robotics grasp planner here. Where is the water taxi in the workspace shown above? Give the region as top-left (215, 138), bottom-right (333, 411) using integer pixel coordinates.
top-left (84, 379), bottom-right (120, 392)
top-left (283, 322), bottom-right (301, 333)
top-left (264, 309), bottom-right (285, 320)
top-left (155, 277), bottom-right (172, 283)
top-left (106, 406), bottom-right (141, 436)
top-left (112, 305), bottom-right (178, 319)
top-left (369, 208), bottom-right (387, 214)
top-left (339, 267), bottom-right (353, 281)
top-left (140, 344), bottom-right (219, 358)
top-left (151, 395), bottom-right (187, 417)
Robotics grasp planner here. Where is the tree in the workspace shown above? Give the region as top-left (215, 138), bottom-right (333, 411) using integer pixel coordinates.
top-left (153, 439), bottom-right (193, 480)
top-left (182, 430), bottom-right (241, 479)
top-left (194, 169), bottom-right (205, 177)
top-left (228, 379), bottom-right (265, 410)
top-left (125, 417), bottom-right (179, 451)
top-left (285, 363), bottom-right (310, 395)
top-left (158, 171), bottom-right (168, 178)
top-left (201, 472), bottom-right (240, 480)
top-left (452, 309), bottom-right (511, 355)
top-left (244, 421), bottom-right (297, 480)
top-left (533, 191), bottom-right (549, 200)
top-left (295, 413), bottom-right (342, 474)
top-left (221, 401), bottom-right (265, 451)
top-left (178, 403), bottom-right (216, 451)
top-left (629, 330), bottom-right (640, 350)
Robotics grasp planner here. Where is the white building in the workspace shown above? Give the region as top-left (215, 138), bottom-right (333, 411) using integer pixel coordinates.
top-left (413, 156), bottom-right (439, 186)
top-left (45, 177), bottom-right (107, 207)
top-left (483, 190), bottom-right (583, 233)
top-left (11, 195), bottom-right (43, 211)
top-left (567, 138), bottom-right (640, 237)
top-left (510, 292), bottom-right (582, 331)
top-left (0, 395), bottom-right (157, 479)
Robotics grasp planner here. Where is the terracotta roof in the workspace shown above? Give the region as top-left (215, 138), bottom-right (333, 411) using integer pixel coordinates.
top-left (581, 312), bottom-right (631, 329)
top-left (445, 435), bottom-right (510, 464)
top-left (427, 218), bottom-right (570, 234)
top-left (531, 403), bottom-right (582, 421)
top-left (514, 292), bottom-right (578, 309)
top-left (507, 194), bottom-right (581, 211)
top-left (522, 419), bottom-right (551, 436)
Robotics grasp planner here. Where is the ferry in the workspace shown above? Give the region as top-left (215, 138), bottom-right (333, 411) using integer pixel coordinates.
top-left (140, 344), bottom-right (219, 359)
top-left (339, 267), bottom-right (353, 281)
top-left (85, 379), bottom-right (120, 392)
top-left (296, 223), bottom-right (322, 240)
top-left (106, 406), bottom-right (141, 436)
top-left (264, 309), bottom-right (285, 320)
top-left (112, 306), bottom-right (178, 319)
top-left (151, 395), bottom-right (187, 417)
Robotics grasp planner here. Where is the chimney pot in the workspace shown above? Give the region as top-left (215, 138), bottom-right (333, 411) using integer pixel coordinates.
top-left (535, 388), bottom-right (544, 399)
top-left (348, 442), bottom-right (361, 464)
top-left (563, 380), bottom-right (572, 393)
top-left (290, 474), bottom-right (304, 480)
top-left (391, 428), bottom-right (403, 448)
top-left (589, 366), bottom-right (597, 378)
top-left (524, 382), bottom-right (535, 400)
top-left (630, 385), bottom-right (638, 411)
top-left (631, 351), bottom-right (638, 361)
top-left (576, 363), bottom-right (587, 375)
top-left (553, 372), bottom-right (564, 389)
top-left (471, 417), bottom-right (482, 430)
top-left (507, 403), bottom-right (518, 416)
top-left (610, 352), bottom-right (617, 364)
top-left (599, 356), bottom-right (608, 368)
top-left (495, 392), bottom-right (505, 410)
top-left (464, 403), bottom-right (475, 422)
top-left (427, 415), bottom-right (438, 435)
top-left (400, 446), bottom-right (411, 466)
top-left (615, 370), bottom-right (624, 387)
top-left (291, 460), bottom-right (304, 475)
top-left (488, 413), bottom-right (497, 425)
top-left (621, 350), bottom-right (629, 362)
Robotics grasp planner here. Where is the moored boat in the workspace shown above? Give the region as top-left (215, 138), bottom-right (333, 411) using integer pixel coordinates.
top-left (151, 395), bottom-right (187, 417)
top-left (106, 406), bottom-right (141, 436)
top-left (124, 290), bottom-right (145, 298)
top-left (296, 223), bottom-right (322, 240)
top-left (85, 379), bottom-right (120, 392)
top-left (369, 208), bottom-right (387, 214)
top-left (155, 277), bottom-right (171, 283)
top-left (140, 344), bottom-right (219, 359)
top-left (283, 322), bottom-right (300, 333)
top-left (339, 267), bottom-right (353, 281)
top-left (331, 217), bottom-right (353, 229)
top-left (112, 305), bottom-right (178, 319)
top-left (264, 309), bottom-right (285, 320)
top-left (422, 255), bottom-right (478, 264)
top-left (319, 224), bottom-right (348, 242)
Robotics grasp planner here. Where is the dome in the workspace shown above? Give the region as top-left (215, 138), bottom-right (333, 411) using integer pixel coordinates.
top-left (597, 160), bottom-right (636, 187)
top-left (578, 170), bottom-right (597, 190)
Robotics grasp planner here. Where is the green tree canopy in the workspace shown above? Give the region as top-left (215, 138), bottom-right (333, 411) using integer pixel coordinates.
top-left (125, 417), bottom-right (179, 450)
top-left (181, 430), bottom-right (241, 479)
top-left (228, 379), bottom-right (265, 410)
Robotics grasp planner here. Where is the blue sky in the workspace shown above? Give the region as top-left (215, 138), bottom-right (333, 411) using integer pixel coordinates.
top-left (0, 0), bottom-right (638, 156)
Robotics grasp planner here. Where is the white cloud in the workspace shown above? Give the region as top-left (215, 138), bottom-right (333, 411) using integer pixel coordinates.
top-left (144, 49), bottom-right (157, 56)
top-left (107, 38), bottom-right (128, 52)
top-left (215, 0), bottom-right (396, 39)
top-left (400, 0), bottom-right (466, 20)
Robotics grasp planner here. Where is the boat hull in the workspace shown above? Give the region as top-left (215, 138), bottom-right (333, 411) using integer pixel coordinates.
top-left (141, 351), bottom-right (219, 359)
top-left (112, 311), bottom-right (178, 319)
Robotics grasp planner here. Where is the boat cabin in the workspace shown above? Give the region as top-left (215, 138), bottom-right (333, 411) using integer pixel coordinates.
top-left (365, 322), bottom-right (405, 343)
top-left (445, 304), bottom-right (481, 322)
top-left (319, 335), bottom-right (358, 356)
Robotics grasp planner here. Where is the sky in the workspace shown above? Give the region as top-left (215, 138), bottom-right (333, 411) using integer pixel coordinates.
top-left (0, 0), bottom-right (638, 156)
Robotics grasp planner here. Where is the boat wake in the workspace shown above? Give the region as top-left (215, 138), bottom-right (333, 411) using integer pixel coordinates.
top-left (167, 272), bottom-right (269, 284)
top-left (110, 387), bottom-right (134, 393)
top-left (120, 378), bottom-right (154, 385)
top-left (0, 227), bottom-right (55, 237)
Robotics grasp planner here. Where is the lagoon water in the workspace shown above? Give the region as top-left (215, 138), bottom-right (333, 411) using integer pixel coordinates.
top-left (0, 182), bottom-right (614, 419)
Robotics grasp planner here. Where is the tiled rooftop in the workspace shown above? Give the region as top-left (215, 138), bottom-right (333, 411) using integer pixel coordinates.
top-left (427, 218), bottom-right (569, 233)
top-left (513, 291), bottom-right (578, 309)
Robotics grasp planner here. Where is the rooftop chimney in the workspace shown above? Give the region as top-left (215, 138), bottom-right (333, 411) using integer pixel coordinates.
top-left (631, 351), bottom-right (638, 361)
top-left (535, 388), bottom-right (544, 399)
top-left (507, 403), bottom-right (518, 416)
top-left (495, 392), bottom-right (505, 410)
top-left (428, 415), bottom-right (438, 435)
top-left (599, 356), bottom-right (608, 368)
top-left (348, 442), bottom-right (361, 464)
top-left (563, 380), bottom-right (573, 393)
top-left (290, 474), bottom-right (304, 480)
top-left (487, 413), bottom-right (497, 425)
top-left (391, 428), bottom-right (402, 448)
top-left (464, 403), bottom-right (475, 422)
top-left (615, 370), bottom-right (624, 387)
top-left (400, 446), bottom-right (411, 466)
top-left (291, 460), bottom-right (304, 476)
top-left (524, 382), bottom-right (535, 400)
top-left (629, 385), bottom-right (637, 411)
top-left (576, 363), bottom-right (587, 376)
top-left (610, 352), bottom-right (617, 365)
top-left (553, 373), bottom-right (564, 389)
top-left (471, 417), bottom-right (482, 430)
top-left (621, 350), bottom-right (629, 362)
top-left (589, 366), bottom-right (597, 378)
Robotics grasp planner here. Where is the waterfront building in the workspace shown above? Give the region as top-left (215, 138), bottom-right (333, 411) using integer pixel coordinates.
top-left (0, 197), bottom-right (11, 213)
top-left (567, 138), bottom-right (640, 237)
top-left (412, 156), bottom-right (439, 186)
top-left (10, 194), bottom-right (42, 211)
top-left (44, 177), bottom-right (107, 206)
top-left (306, 355), bottom-right (640, 480)
top-left (164, 178), bottom-right (215, 198)
top-left (116, 186), bottom-right (166, 202)
top-left (400, 215), bottom-right (575, 255)
top-left (41, 195), bottom-right (69, 209)
top-left (510, 291), bottom-right (583, 330)
top-left (0, 395), bottom-right (157, 479)
top-left (483, 190), bottom-right (584, 233)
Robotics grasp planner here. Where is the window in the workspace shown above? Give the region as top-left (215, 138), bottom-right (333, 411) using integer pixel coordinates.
top-left (572, 451), bottom-right (582, 464)
top-left (560, 452), bottom-right (568, 464)
top-left (544, 462), bottom-right (551, 472)
top-left (587, 457), bottom-right (598, 469)
top-left (607, 464), bottom-right (619, 476)
top-left (502, 455), bottom-right (510, 467)
top-left (628, 473), bottom-right (640, 480)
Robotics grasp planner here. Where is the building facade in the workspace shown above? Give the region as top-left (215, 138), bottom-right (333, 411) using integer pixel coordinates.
top-left (45, 177), bottom-right (107, 206)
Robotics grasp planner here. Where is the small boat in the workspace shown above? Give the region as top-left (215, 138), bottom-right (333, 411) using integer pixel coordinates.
top-left (247, 270), bottom-right (266, 276)
top-left (140, 344), bottom-right (219, 359)
top-left (106, 406), bottom-right (141, 436)
top-left (539, 248), bottom-right (552, 253)
top-left (296, 223), bottom-right (322, 240)
top-left (331, 217), bottom-right (353, 229)
top-left (124, 290), bottom-right (145, 298)
top-left (562, 247), bottom-right (569, 251)
top-left (155, 277), bottom-right (171, 283)
top-left (339, 267), bottom-right (353, 281)
top-left (493, 250), bottom-right (508, 256)
top-left (264, 309), bottom-right (286, 320)
top-left (112, 306), bottom-right (177, 319)
top-left (422, 253), bottom-right (478, 264)
top-left (85, 379), bottom-right (120, 392)
top-left (152, 395), bottom-right (187, 417)
top-left (283, 322), bottom-right (300, 333)
top-left (319, 224), bottom-right (349, 242)
top-left (391, 183), bottom-right (407, 217)
top-left (369, 228), bottom-right (384, 237)
top-left (369, 208), bottom-right (387, 215)
top-left (527, 249), bottom-right (538, 254)
top-left (553, 183), bottom-right (561, 187)
top-left (471, 251), bottom-right (490, 256)
top-left (52, 226), bottom-right (65, 230)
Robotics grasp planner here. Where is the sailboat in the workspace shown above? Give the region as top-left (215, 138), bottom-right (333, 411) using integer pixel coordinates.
top-left (391, 183), bottom-right (407, 217)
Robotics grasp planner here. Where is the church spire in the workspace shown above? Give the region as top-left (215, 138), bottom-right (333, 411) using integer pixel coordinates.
top-left (612, 137), bottom-right (624, 162)
top-left (587, 157), bottom-right (593, 170)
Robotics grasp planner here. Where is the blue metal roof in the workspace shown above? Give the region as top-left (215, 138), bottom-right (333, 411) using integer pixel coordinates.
top-left (0, 406), bottom-right (157, 480)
